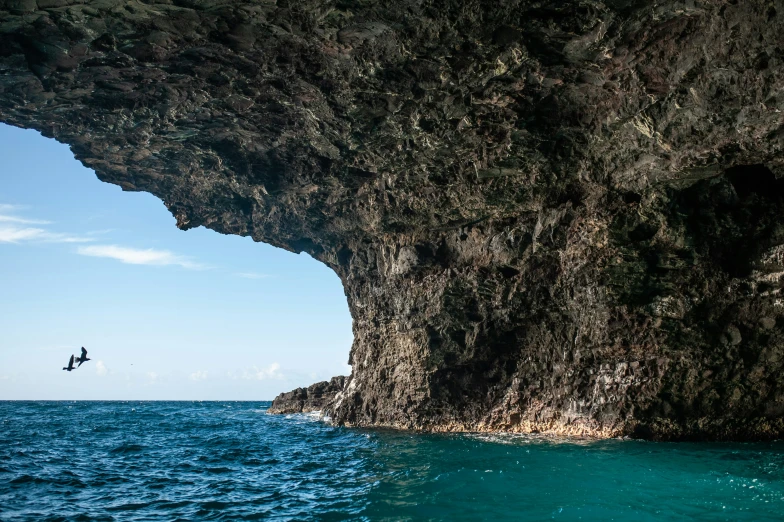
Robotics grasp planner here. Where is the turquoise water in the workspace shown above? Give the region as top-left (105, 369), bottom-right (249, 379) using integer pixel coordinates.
top-left (1, 402), bottom-right (782, 520)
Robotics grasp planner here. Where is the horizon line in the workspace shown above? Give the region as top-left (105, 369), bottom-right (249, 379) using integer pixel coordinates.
top-left (0, 399), bottom-right (277, 402)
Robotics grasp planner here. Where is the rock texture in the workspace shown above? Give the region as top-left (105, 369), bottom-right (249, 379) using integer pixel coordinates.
top-left (2, 0), bottom-right (784, 440)
top-left (268, 376), bottom-right (346, 414)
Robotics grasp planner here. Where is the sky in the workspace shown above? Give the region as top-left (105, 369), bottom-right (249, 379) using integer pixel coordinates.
top-left (0, 123), bottom-right (353, 400)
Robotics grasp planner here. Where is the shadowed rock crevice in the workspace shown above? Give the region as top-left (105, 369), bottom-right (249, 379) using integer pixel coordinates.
top-left (2, 0), bottom-right (784, 439)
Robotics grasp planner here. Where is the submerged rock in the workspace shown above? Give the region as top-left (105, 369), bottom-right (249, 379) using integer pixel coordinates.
top-left (2, 0), bottom-right (784, 439)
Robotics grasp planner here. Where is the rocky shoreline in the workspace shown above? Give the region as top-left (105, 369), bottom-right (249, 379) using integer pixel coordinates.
top-left (268, 377), bottom-right (346, 415)
top-left (270, 377), bottom-right (784, 441)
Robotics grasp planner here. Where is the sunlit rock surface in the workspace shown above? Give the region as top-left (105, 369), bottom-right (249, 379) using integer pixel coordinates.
top-left (2, 0), bottom-right (784, 439)
top-left (268, 376), bottom-right (346, 414)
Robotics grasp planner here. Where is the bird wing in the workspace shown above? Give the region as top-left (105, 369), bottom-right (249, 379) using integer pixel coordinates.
top-left (81, 347), bottom-right (87, 357)
top-left (69, 355), bottom-right (74, 366)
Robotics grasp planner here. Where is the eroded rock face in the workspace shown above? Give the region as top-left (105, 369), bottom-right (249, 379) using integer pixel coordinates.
top-left (268, 376), bottom-right (346, 414)
top-left (2, 0), bottom-right (784, 439)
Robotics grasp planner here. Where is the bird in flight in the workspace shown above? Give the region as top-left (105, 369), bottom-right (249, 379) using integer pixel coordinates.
top-left (76, 347), bottom-right (91, 367)
top-left (63, 354), bottom-right (75, 372)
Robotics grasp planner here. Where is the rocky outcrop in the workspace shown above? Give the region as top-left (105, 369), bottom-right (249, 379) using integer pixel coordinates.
top-left (268, 376), bottom-right (346, 414)
top-left (2, 0), bottom-right (784, 440)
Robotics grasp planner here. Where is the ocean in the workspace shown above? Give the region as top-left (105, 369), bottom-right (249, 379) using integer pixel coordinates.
top-left (1, 401), bottom-right (782, 521)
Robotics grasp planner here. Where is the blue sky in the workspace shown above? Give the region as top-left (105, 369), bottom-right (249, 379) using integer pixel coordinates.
top-left (0, 123), bottom-right (352, 400)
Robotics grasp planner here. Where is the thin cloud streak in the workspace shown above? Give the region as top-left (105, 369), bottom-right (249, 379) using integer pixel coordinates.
top-left (0, 226), bottom-right (43, 243)
top-left (0, 225), bottom-right (93, 244)
top-left (0, 205), bottom-right (92, 243)
top-left (1, 206), bottom-right (208, 270)
top-left (77, 245), bottom-right (207, 270)
top-left (0, 215), bottom-right (51, 225)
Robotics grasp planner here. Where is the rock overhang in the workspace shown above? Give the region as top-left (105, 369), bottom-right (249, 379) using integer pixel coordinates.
top-left (2, 0), bottom-right (784, 439)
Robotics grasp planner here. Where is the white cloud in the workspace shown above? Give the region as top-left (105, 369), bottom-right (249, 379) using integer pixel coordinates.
top-left (77, 245), bottom-right (206, 269)
top-left (235, 272), bottom-right (272, 279)
top-left (0, 215), bottom-right (51, 225)
top-left (146, 372), bottom-right (159, 383)
top-left (95, 361), bottom-right (108, 376)
top-left (0, 225), bottom-right (94, 244)
top-left (0, 226), bottom-right (45, 242)
top-left (0, 206), bottom-right (96, 245)
top-left (232, 363), bottom-right (284, 381)
top-left (190, 370), bottom-right (208, 381)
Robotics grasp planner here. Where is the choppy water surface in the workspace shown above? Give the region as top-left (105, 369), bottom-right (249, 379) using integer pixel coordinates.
top-left (1, 402), bottom-right (783, 521)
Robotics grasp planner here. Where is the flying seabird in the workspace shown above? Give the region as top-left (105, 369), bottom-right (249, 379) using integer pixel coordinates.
top-left (76, 347), bottom-right (91, 367)
top-left (63, 354), bottom-right (75, 372)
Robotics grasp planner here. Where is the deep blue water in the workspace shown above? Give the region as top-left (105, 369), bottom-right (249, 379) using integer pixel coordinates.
top-left (1, 402), bottom-right (783, 521)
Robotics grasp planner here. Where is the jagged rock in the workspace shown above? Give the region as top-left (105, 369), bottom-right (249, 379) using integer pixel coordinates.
top-left (2, 0), bottom-right (784, 440)
top-left (268, 376), bottom-right (346, 414)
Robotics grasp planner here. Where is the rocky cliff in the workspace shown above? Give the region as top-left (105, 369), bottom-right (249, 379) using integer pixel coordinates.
top-left (2, 0), bottom-right (784, 440)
